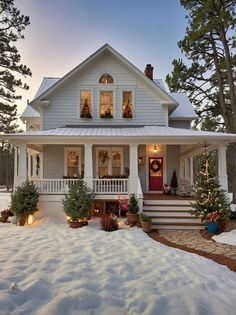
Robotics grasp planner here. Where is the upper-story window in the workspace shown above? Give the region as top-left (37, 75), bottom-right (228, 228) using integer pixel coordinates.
top-left (99, 74), bottom-right (114, 84)
top-left (122, 91), bottom-right (133, 119)
top-left (80, 90), bottom-right (92, 119)
top-left (100, 91), bottom-right (113, 118)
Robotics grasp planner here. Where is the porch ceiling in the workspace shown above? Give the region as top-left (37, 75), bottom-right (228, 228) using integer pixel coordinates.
top-left (2, 125), bottom-right (236, 146)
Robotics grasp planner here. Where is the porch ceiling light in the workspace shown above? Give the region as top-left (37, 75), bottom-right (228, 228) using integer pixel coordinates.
top-left (153, 145), bottom-right (158, 153)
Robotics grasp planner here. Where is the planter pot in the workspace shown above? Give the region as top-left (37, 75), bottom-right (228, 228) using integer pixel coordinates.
top-left (141, 221), bottom-right (152, 233)
top-left (18, 216), bottom-right (27, 226)
top-left (225, 220), bottom-right (236, 232)
top-left (1, 214), bottom-right (9, 223)
top-left (217, 220), bottom-right (227, 233)
top-left (68, 221), bottom-right (84, 228)
top-left (127, 213), bottom-right (139, 227)
top-left (207, 221), bottom-right (218, 234)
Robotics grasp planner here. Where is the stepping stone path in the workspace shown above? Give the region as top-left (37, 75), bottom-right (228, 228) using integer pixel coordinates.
top-left (159, 230), bottom-right (236, 261)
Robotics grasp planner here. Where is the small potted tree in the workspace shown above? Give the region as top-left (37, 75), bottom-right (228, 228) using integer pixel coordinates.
top-left (140, 212), bottom-right (152, 232)
top-left (127, 193), bottom-right (139, 226)
top-left (11, 180), bottom-right (39, 226)
top-left (170, 170), bottom-right (178, 195)
top-left (63, 181), bottom-right (95, 228)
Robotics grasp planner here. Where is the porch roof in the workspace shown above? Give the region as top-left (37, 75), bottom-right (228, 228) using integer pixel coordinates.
top-left (2, 126), bottom-right (236, 144)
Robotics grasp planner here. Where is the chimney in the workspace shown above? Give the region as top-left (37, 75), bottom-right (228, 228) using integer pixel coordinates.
top-left (144, 64), bottom-right (154, 81)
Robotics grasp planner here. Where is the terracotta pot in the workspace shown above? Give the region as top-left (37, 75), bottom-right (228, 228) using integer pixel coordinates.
top-left (1, 214), bottom-right (9, 223)
top-left (127, 213), bottom-right (139, 227)
top-left (68, 221), bottom-right (84, 228)
top-left (141, 221), bottom-right (152, 233)
top-left (18, 216), bottom-right (27, 226)
top-left (217, 220), bottom-right (227, 233)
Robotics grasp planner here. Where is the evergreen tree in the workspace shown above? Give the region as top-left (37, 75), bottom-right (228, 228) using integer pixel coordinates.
top-left (166, 0), bottom-right (236, 200)
top-left (190, 147), bottom-right (230, 222)
top-left (0, 0), bottom-right (31, 188)
top-left (166, 0), bottom-right (236, 132)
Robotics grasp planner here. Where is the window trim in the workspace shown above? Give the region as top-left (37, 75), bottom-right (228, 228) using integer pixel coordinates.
top-left (120, 88), bottom-right (135, 119)
top-left (96, 147), bottom-right (124, 178)
top-left (78, 88), bottom-right (93, 120)
top-left (64, 147), bottom-right (82, 177)
top-left (98, 88), bottom-right (116, 119)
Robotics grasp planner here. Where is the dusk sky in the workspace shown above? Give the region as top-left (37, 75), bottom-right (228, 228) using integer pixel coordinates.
top-left (15, 0), bottom-right (188, 118)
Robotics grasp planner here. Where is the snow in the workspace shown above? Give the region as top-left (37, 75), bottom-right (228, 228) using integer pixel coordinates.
top-left (1, 193), bottom-right (236, 314)
top-left (213, 229), bottom-right (236, 246)
top-left (0, 191), bottom-right (11, 211)
top-left (0, 218), bottom-right (235, 315)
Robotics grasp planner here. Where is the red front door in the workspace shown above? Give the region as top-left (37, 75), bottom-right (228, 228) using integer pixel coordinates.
top-left (149, 157), bottom-right (163, 191)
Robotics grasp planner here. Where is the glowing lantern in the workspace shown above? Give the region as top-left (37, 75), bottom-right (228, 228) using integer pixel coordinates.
top-left (27, 215), bottom-right (35, 225)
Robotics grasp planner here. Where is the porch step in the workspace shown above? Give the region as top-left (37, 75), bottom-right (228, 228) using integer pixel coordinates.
top-left (143, 198), bottom-right (202, 230)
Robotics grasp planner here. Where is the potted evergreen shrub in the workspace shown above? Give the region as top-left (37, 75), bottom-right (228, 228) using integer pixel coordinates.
top-left (62, 181), bottom-right (95, 228)
top-left (140, 212), bottom-right (152, 232)
top-left (127, 193), bottom-right (139, 226)
top-left (11, 181), bottom-right (39, 226)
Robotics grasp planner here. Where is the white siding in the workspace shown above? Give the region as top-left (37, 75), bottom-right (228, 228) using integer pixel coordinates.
top-left (166, 145), bottom-right (180, 184)
top-left (42, 54), bottom-right (167, 129)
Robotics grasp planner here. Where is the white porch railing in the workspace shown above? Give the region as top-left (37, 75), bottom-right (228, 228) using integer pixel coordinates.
top-left (32, 179), bottom-right (82, 194)
top-left (32, 178), bottom-right (129, 194)
top-left (92, 178), bottom-right (128, 194)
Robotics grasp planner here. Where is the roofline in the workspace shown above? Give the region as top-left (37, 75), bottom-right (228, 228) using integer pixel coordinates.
top-left (30, 43), bottom-right (178, 109)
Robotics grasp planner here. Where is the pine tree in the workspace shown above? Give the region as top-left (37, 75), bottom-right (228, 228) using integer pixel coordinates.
top-left (190, 147), bottom-right (230, 222)
top-left (0, 0), bottom-right (31, 189)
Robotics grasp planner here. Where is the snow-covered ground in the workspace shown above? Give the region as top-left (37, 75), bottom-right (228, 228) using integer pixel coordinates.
top-left (0, 219), bottom-right (236, 315)
top-left (1, 193), bottom-right (236, 314)
top-left (213, 229), bottom-right (236, 246)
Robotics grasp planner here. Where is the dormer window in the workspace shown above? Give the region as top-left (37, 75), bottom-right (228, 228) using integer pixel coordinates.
top-left (99, 74), bottom-right (114, 84)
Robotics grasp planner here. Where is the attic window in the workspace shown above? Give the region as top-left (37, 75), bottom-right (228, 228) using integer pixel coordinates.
top-left (99, 74), bottom-right (114, 84)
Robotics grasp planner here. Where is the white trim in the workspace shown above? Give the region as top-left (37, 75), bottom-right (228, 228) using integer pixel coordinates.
top-left (95, 147), bottom-right (124, 178)
top-left (64, 147), bottom-right (82, 177)
top-left (97, 88), bottom-right (116, 119)
top-left (120, 88), bottom-right (135, 119)
top-left (78, 87), bottom-right (93, 120)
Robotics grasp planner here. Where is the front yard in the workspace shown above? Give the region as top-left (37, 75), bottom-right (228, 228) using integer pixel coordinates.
top-left (0, 209), bottom-right (236, 315)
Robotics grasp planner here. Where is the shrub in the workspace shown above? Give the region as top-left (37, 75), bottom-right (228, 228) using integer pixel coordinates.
top-left (140, 212), bottom-right (152, 223)
top-left (62, 181), bottom-right (95, 222)
top-left (11, 181), bottom-right (39, 219)
top-left (100, 214), bottom-right (118, 232)
top-left (128, 193), bottom-right (139, 214)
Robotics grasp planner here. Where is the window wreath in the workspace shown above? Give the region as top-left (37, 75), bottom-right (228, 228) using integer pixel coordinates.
top-left (150, 160), bottom-right (161, 173)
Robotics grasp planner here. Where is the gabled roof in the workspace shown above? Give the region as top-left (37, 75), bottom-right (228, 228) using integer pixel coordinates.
top-left (30, 43), bottom-right (178, 110)
top-left (169, 93), bottom-right (197, 120)
top-left (34, 77), bottom-right (60, 99)
top-left (21, 105), bottom-right (40, 120)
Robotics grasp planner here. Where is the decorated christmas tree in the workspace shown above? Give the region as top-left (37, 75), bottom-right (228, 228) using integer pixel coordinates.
top-left (190, 147), bottom-right (230, 222)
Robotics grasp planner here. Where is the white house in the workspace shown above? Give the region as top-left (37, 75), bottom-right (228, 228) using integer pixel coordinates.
top-left (3, 44), bottom-right (236, 228)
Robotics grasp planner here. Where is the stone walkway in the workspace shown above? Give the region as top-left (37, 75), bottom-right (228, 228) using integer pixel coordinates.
top-left (159, 230), bottom-right (236, 260)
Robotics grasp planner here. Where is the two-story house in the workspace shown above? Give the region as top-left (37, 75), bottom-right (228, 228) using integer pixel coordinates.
top-left (4, 44), bottom-right (236, 228)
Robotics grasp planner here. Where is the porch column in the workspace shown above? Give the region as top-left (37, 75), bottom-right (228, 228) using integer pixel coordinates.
top-left (218, 145), bottom-right (228, 191)
top-left (84, 144), bottom-right (93, 189)
top-left (13, 146), bottom-right (18, 189)
top-left (18, 143), bottom-right (27, 185)
top-left (189, 157), bottom-right (194, 186)
top-left (129, 144), bottom-right (138, 194)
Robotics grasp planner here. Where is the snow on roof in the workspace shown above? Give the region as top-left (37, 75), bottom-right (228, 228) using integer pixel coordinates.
top-left (5, 125), bottom-right (236, 141)
top-left (169, 93), bottom-right (197, 120)
top-left (34, 77), bottom-right (60, 99)
top-left (21, 105), bottom-right (40, 119)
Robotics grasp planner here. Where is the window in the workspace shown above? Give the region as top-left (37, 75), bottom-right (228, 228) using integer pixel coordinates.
top-left (80, 90), bottom-right (92, 118)
top-left (122, 91), bottom-right (133, 118)
top-left (100, 91), bottom-right (113, 118)
top-left (64, 148), bottom-right (81, 178)
top-left (96, 148), bottom-right (123, 178)
top-left (99, 74), bottom-right (114, 84)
